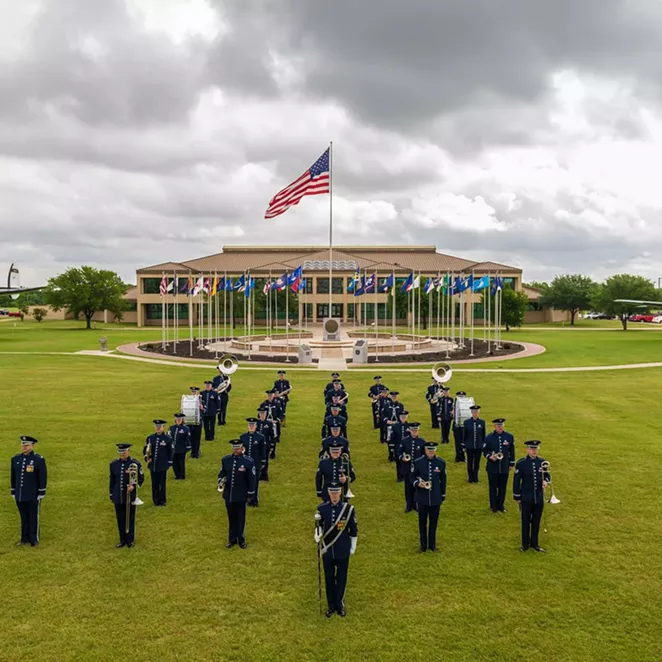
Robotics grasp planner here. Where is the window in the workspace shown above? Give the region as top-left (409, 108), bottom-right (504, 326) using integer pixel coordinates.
top-left (316, 278), bottom-right (344, 294)
top-left (503, 277), bottom-right (515, 289)
top-left (142, 278), bottom-right (162, 294)
top-left (473, 303), bottom-right (484, 319)
top-left (125, 300), bottom-right (137, 312)
top-left (147, 303), bottom-right (191, 320)
top-left (347, 303), bottom-right (355, 319)
top-left (303, 279), bottom-right (313, 294)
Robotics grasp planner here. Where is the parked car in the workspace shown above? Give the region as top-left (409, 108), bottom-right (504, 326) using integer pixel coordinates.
top-left (0, 309), bottom-right (8, 315)
top-left (651, 315), bottom-right (662, 324)
top-left (629, 314), bottom-right (655, 323)
top-left (7, 311), bottom-right (22, 318)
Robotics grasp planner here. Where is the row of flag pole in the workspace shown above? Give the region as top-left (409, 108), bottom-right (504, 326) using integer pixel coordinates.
top-left (158, 268), bottom-right (505, 358)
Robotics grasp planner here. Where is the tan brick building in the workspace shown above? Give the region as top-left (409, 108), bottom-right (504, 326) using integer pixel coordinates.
top-left (135, 245), bottom-right (523, 328)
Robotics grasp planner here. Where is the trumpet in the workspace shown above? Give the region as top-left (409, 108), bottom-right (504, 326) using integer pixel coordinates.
top-left (336, 393), bottom-right (349, 404)
top-left (276, 387), bottom-right (292, 398)
top-left (341, 453), bottom-right (354, 499)
top-left (402, 453), bottom-right (411, 462)
top-left (217, 476), bottom-right (227, 494)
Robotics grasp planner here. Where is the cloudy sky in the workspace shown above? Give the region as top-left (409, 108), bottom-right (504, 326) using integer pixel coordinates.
top-left (3, 0), bottom-right (662, 286)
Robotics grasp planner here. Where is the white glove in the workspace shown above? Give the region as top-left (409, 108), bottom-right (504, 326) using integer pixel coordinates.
top-left (314, 530), bottom-right (322, 544)
top-left (38, 495), bottom-right (45, 501)
top-left (350, 537), bottom-right (357, 555)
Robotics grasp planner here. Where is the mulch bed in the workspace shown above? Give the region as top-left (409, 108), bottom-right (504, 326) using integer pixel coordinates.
top-left (138, 341), bottom-right (311, 364)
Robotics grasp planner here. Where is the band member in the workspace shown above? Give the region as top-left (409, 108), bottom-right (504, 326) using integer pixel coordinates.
top-left (109, 443), bottom-right (144, 548)
top-left (463, 405), bottom-right (486, 483)
top-left (240, 418), bottom-right (266, 506)
top-left (325, 379), bottom-right (348, 405)
top-left (316, 441), bottom-right (356, 501)
top-left (201, 381), bottom-right (220, 441)
top-left (187, 386), bottom-right (203, 459)
top-left (10, 435), bottom-right (47, 547)
top-left (513, 440), bottom-right (550, 552)
top-left (322, 405), bottom-right (347, 439)
top-left (273, 370), bottom-right (291, 427)
top-left (425, 379), bottom-right (441, 429)
top-left (256, 407), bottom-right (275, 480)
top-left (169, 413), bottom-right (191, 480)
top-left (326, 394), bottom-right (349, 422)
top-left (323, 372), bottom-right (341, 399)
top-left (368, 376), bottom-right (387, 429)
top-left (382, 391), bottom-right (404, 452)
top-left (452, 391), bottom-right (467, 463)
top-left (143, 419), bottom-right (173, 506)
top-left (377, 388), bottom-right (391, 442)
top-left (390, 410), bottom-right (410, 479)
top-left (397, 423), bottom-right (426, 513)
top-left (218, 439), bottom-right (256, 549)
top-left (483, 418), bottom-right (515, 513)
top-left (320, 425), bottom-right (350, 459)
top-left (260, 390), bottom-right (284, 458)
top-left (436, 386), bottom-right (454, 444)
top-left (412, 441), bottom-right (447, 552)
top-left (212, 371), bottom-right (232, 426)
top-left (314, 483), bottom-right (358, 617)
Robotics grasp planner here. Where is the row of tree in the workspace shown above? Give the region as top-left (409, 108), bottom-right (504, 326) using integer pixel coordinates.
top-left (526, 274), bottom-right (660, 330)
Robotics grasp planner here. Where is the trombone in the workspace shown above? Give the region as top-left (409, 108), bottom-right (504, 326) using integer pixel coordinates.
top-left (340, 453), bottom-right (354, 499)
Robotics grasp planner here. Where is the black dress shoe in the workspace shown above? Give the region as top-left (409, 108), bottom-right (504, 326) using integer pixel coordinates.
top-left (15, 541), bottom-right (27, 546)
top-left (532, 546), bottom-right (546, 553)
top-left (419, 547), bottom-right (427, 553)
top-left (405, 507), bottom-right (413, 513)
top-left (337, 607), bottom-right (346, 617)
top-left (520, 546), bottom-right (529, 552)
top-left (127, 543), bottom-right (135, 548)
top-left (239, 542), bottom-right (247, 549)
top-left (115, 542), bottom-right (126, 548)
top-left (499, 508), bottom-right (507, 514)
top-left (325, 608), bottom-right (335, 618)
top-left (225, 542), bottom-right (236, 549)
top-left (428, 547), bottom-right (437, 552)
top-left (30, 542), bottom-right (39, 547)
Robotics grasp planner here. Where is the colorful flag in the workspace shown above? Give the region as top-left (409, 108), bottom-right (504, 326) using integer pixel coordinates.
top-left (263, 279), bottom-right (272, 295)
top-left (224, 278), bottom-right (233, 292)
top-left (378, 273), bottom-right (394, 294)
top-left (159, 276), bottom-right (168, 296)
top-left (179, 277), bottom-right (190, 294)
top-left (424, 277), bottom-right (435, 294)
top-left (400, 273), bottom-right (414, 293)
top-left (364, 273), bottom-right (376, 294)
top-left (245, 277), bottom-right (254, 298)
top-left (348, 271), bottom-right (360, 293)
top-left (472, 275), bottom-right (489, 292)
top-left (210, 277), bottom-right (218, 297)
top-left (437, 274), bottom-right (449, 293)
top-left (265, 148), bottom-right (330, 219)
top-left (274, 273), bottom-right (287, 291)
top-left (491, 276), bottom-right (503, 295)
top-left (458, 274), bottom-right (474, 293)
top-left (234, 275), bottom-right (246, 292)
top-left (413, 275), bottom-right (421, 290)
top-left (192, 276), bottom-right (205, 296)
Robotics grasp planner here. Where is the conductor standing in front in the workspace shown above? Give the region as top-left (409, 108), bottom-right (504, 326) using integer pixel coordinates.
top-left (11, 435), bottom-right (47, 547)
top-left (412, 441), bottom-right (447, 552)
top-left (314, 483), bottom-right (358, 618)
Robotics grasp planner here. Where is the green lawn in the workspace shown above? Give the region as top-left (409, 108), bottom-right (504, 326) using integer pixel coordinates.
top-left (0, 326), bottom-right (661, 661)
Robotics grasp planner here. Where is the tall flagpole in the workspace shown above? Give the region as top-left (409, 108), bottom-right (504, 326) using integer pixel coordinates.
top-left (391, 269), bottom-right (396, 353)
top-left (268, 272), bottom-right (273, 354)
top-left (173, 271), bottom-right (178, 354)
top-left (188, 272), bottom-right (193, 356)
top-left (374, 270), bottom-right (379, 362)
top-left (487, 272), bottom-right (491, 354)
top-left (329, 142), bottom-right (333, 317)
top-left (445, 272), bottom-right (451, 360)
top-left (161, 272), bottom-right (165, 350)
top-left (198, 277), bottom-right (204, 349)
top-left (285, 272), bottom-right (290, 363)
top-left (417, 273), bottom-right (421, 354)
top-left (470, 270), bottom-right (475, 357)
top-left (436, 271), bottom-right (441, 346)
top-left (223, 272), bottom-right (227, 352)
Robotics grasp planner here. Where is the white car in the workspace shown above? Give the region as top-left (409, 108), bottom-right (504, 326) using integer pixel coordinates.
top-left (652, 315), bottom-right (662, 324)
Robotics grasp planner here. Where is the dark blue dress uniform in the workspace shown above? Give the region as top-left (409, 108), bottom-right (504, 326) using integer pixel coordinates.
top-left (513, 442), bottom-right (551, 551)
top-left (323, 373), bottom-right (341, 399)
top-left (377, 393), bottom-right (391, 442)
top-left (425, 382), bottom-right (441, 428)
top-left (368, 378), bottom-right (388, 428)
top-left (382, 395), bottom-right (404, 449)
top-left (240, 427), bottom-right (266, 505)
top-left (390, 417), bottom-right (410, 480)
top-left (412, 447), bottom-right (447, 551)
top-left (463, 408), bottom-right (486, 483)
top-left (188, 386), bottom-right (203, 459)
top-left (201, 383), bottom-right (220, 440)
top-left (143, 422), bottom-right (173, 506)
top-left (211, 373), bottom-right (231, 425)
top-left (397, 428), bottom-right (426, 512)
top-left (319, 434), bottom-right (350, 459)
top-left (218, 442), bottom-right (257, 548)
top-left (10, 436), bottom-right (47, 545)
top-left (316, 494), bottom-right (358, 615)
top-left (256, 413), bottom-right (274, 480)
top-left (169, 418), bottom-right (191, 480)
top-left (452, 391), bottom-right (466, 463)
top-left (325, 401), bottom-right (349, 422)
top-left (316, 455), bottom-right (356, 501)
top-left (483, 420), bottom-right (515, 512)
top-left (260, 394), bottom-right (284, 456)
top-left (325, 385), bottom-right (348, 406)
top-left (109, 445), bottom-right (145, 547)
top-left (435, 391), bottom-right (454, 444)
top-left (273, 372), bottom-right (290, 418)
top-left (322, 414), bottom-right (347, 439)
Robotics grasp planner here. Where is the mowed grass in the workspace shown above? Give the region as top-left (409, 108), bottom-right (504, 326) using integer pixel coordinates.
top-left (1, 334), bottom-right (661, 661)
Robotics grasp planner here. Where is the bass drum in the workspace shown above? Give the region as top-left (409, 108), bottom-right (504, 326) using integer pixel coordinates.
top-left (181, 395), bottom-right (201, 426)
top-left (454, 395), bottom-right (476, 426)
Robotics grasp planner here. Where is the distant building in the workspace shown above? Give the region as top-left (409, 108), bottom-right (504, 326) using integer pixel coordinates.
top-left (135, 245), bottom-right (523, 327)
top-left (522, 285), bottom-right (571, 324)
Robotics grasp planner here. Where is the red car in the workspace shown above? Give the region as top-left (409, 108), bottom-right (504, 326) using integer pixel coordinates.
top-left (630, 314), bottom-right (654, 323)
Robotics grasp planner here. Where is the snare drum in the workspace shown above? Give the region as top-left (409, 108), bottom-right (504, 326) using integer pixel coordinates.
top-left (181, 395), bottom-right (201, 426)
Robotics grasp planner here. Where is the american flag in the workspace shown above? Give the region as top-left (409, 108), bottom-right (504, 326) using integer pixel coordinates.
top-left (265, 148), bottom-right (330, 219)
top-left (159, 276), bottom-right (168, 296)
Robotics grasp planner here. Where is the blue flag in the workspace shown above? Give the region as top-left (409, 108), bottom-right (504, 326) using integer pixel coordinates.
top-left (378, 273), bottom-right (394, 293)
top-left (400, 273), bottom-right (414, 293)
top-left (472, 275), bottom-right (489, 292)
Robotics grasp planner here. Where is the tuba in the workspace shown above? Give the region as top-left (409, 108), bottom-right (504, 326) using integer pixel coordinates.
top-left (216, 355), bottom-right (238, 393)
top-left (430, 362), bottom-right (452, 403)
top-left (340, 453), bottom-right (354, 499)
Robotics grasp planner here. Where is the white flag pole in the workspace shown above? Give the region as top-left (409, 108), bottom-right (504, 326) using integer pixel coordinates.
top-left (329, 142), bottom-right (333, 316)
top-left (374, 269), bottom-right (379, 362)
top-left (285, 272), bottom-right (290, 363)
top-left (188, 273), bottom-right (193, 356)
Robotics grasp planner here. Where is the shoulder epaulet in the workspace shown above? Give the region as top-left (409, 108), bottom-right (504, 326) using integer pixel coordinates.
top-left (515, 457), bottom-right (526, 464)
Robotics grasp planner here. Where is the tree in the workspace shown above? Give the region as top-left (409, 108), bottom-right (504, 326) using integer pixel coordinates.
top-left (541, 274), bottom-right (597, 325)
top-left (44, 266), bottom-right (127, 329)
top-left (481, 286), bottom-right (528, 331)
top-left (32, 307), bottom-right (48, 323)
top-left (591, 274), bottom-right (658, 330)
